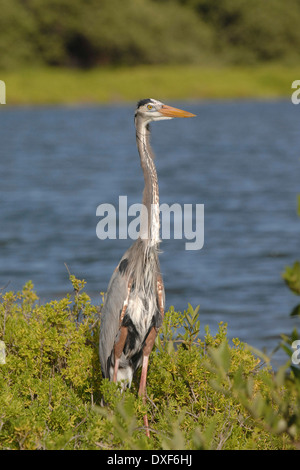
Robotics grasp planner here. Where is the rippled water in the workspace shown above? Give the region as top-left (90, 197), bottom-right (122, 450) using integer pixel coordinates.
top-left (0, 100), bottom-right (299, 365)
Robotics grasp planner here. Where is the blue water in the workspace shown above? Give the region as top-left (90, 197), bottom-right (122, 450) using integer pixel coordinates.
top-left (0, 100), bottom-right (299, 366)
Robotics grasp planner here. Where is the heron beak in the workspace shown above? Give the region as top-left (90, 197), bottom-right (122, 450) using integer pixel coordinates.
top-left (159, 104), bottom-right (196, 118)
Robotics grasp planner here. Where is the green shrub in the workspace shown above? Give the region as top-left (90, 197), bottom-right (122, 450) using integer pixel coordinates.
top-left (1, 279), bottom-right (299, 449)
top-left (282, 196), bottom-right (300, 317)
top-left (0, 277), bottom-right (102, 449)
top-left (0, 0), bottom-right (214, 69)
top-left (178, 0), bottom-right (300, 64)
top-left (1, 0), bottom-right (300, 69)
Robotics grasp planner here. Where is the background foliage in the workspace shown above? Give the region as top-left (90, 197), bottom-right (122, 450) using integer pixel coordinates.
top-left (1, 0), bottom-right (300, 70)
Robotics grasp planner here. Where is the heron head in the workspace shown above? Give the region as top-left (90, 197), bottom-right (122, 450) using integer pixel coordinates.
top-left (135, 98), bottom-right (196, 125)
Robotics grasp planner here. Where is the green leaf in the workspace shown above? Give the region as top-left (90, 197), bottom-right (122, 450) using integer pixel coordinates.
top-left (290, 304), bottom-right (300, 317)
top-left (209, 341), bottom-right (231, 374)
top-left (282, 262), bottom-right (300, 295)
top-left (291, 365), bottom-right (300, 381)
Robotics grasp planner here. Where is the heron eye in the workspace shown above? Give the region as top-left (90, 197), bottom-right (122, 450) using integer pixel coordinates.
top-left (147, 104), bottom-right (153, 110)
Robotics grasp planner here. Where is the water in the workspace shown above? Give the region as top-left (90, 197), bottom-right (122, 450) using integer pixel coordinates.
top-left (0, 100), bottom-right (299, 366)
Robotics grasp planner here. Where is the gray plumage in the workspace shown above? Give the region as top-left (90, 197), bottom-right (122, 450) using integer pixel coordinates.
top-left (99, 239), bottom-right (163, 386)
top-left (99, 99), bottom-right (195, 434)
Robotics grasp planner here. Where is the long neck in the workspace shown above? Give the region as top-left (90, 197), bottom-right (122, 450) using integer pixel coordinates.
top-left (135, 118), bottom-right (160, 246)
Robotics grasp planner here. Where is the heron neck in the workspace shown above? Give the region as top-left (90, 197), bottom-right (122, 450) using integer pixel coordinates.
top-left (135, 120), bottom-right (160, 246)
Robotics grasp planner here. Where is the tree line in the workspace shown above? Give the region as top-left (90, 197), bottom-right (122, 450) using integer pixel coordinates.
top-left (1, 0), bottom-right (300, 69)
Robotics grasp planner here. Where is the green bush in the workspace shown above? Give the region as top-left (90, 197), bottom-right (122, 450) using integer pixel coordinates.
top-left (177, 0), bottom-right (300, 64)
top-left (1, 0), bottom-right (300, 69)
top-left (0, 0), bottom-right (214, 69)
top-left (0, 0), bottom-right (39, 69)
top-left (282, 195), bottom-right (300, 316)
top-left (1, 278), bottom-right (300, 449)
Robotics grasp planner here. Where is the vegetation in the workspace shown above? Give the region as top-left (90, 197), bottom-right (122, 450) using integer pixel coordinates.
top-left (0, 271), bottom-right (300, 450)
top-left (282, 196), bottom-right (300, 320)
top-left (1, 0), bottom-right (300, 70)
top-left (1, 1), bottom-right (299, 103)
top-left (2, 64), bottom-right (300, 105)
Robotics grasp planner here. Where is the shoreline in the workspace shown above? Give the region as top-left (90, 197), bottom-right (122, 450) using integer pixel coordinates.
top-left (0, 64), bottom-right (298, 105)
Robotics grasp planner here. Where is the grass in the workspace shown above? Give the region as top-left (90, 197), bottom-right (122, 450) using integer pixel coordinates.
top-left (1, 63), bottom-right (299, 105)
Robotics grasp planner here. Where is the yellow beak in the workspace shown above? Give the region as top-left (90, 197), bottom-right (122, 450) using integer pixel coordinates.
top-left (159, 104), bottom-right (196, 118)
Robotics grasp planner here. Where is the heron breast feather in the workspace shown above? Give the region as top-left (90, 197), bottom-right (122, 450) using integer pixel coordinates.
top-left (126, 295), bottom-right (155, 336)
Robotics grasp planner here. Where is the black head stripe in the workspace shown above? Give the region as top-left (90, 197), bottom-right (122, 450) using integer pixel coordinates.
top-left (136, 98), bottom-right (153, 109)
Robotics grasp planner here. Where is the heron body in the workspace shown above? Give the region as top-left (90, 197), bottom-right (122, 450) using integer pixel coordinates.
top-left (99, 98), bottom-right (195, 435)
top-left (99, 238), bottom-right (163, 386)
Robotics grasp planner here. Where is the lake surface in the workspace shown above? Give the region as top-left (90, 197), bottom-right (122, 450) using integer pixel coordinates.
top-left (0, 100), bottom-right (299, 366)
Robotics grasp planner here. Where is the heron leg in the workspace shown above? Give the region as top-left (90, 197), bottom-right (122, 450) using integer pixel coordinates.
top-left (138, 326), bottom-right (158, 438)
top-left (113, 326), bottom-right (128, 382)
top-left (139, 354), bottom-right (150, 436)
top-left (139, 277), bottom-right (164, 437)
top-left (113, 280), bottom-right (132, 383)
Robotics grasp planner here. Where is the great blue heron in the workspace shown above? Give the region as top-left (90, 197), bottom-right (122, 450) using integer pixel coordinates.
top-left (99, 98), bottom-right (195, 436)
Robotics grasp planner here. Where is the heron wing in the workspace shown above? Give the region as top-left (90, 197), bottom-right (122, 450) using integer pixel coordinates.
top-left (99, 258), bottom-right (130, 378)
